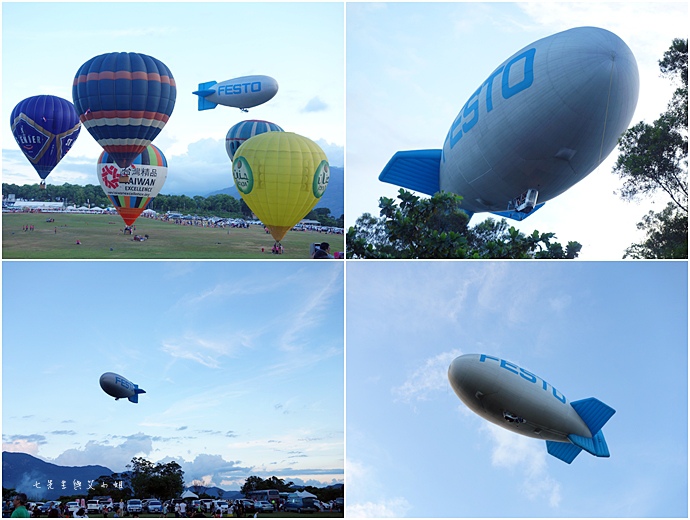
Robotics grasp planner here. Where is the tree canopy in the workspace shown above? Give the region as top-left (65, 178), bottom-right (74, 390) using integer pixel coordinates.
top-left (347, 190), bottom-right (581, 259)
top-left (613, 38), bottom-right (688, 258)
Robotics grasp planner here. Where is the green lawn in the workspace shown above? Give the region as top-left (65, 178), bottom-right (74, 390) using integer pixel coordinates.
top-left (2, 213), bottom-right (344, 260)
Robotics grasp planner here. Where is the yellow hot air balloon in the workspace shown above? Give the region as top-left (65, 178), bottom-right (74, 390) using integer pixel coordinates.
top-left (232, 131), bottom-right (330, 242)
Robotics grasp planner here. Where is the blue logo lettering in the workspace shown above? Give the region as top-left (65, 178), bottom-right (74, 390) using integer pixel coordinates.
top-left (502, 48), bottom-right (536, 99)
top-left (479, 354), bottom-right (566, 403)
top-left (443, 47), bottom-right (536, 157)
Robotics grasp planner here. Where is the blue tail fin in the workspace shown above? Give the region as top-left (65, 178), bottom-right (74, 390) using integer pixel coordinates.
top-left (546, 441), bottom-right (582, 464)
top-left (568, 430), bottom-right (610, 457)
top-left (546, 397), bottom-right (615, 463)
top-left (571, 398), bottom-right (616, 435)
top-left (128, 385), bottom-right (146, 404)
top-left (378, 149), bottom-right (441, 196)
top-left (193, 81), bottom-right (218, 111)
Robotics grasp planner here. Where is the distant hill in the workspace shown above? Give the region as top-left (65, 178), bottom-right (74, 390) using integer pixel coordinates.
top-left (208, 166), bottom-right (344, 218)
top-left (2, 452), bottom-right (113, 501)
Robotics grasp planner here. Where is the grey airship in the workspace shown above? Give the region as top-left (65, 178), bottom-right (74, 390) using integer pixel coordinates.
top-left (380, 26), bottom-right (640, 221)
top-left (99, 372), bottom-right (146, 404)
top-left (193, 75), bottom-right (279, 112)
top-left (448, 354), bottom-right (615, 464)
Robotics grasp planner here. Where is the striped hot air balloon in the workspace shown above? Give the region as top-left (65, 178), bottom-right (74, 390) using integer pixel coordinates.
top-left (10, 95), bottom-right (81, 187)
top-left (225, 119), bottom-right (284, 161)
top-left (97, 144), bottom-right (168, 226)
top-left (73, 52), bottom-right (176, 169)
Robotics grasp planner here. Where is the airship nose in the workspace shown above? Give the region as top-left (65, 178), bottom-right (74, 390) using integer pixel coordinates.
top-left (448, 355), bottom-right (472, 398)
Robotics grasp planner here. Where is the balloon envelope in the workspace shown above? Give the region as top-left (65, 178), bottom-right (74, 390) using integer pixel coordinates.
top-left (73, 52), bottom-right (176, 169)
top-left (97, 144), bottom-right (168, 226)
top-left (232, 132), bottom-right (330, 241)
top-left (225, 119), bottom-right (284, 161)
top-left (10, 95), bottom-right (81, 181)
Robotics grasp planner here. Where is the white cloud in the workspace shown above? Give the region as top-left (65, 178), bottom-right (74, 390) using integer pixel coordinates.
top-left (392, 348), bottom-right (463, 403)
top-left (51, 434), bottom-right (154, 472)
top-left (161, 332), bottom-right (257, 369)
top-left (346, 459), bottom-right (411, 518)
top-left (302, 97), bottom-right (329, 113)
top-left (347, 498), bottom-right (412, 518)
top-left (482, 422), bottom-right (562, 508)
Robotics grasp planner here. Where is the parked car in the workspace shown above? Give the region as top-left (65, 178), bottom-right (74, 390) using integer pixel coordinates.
top-left (87, 500), bottom-right (101, 514)
top-left (213, 501), bottom-right (229, 514)
top-left (256, 501), bottom-right (274, 512)
top-left (334, 497), bottom-right (344, 512)
top-left (146, 500), bottom-right (163, 513)
top-left (39, 501), bottom-right (61, 514)
top-left (284, 497), bottom-right (319, 514)
top-left (240, 500), bottom-right (256, 514)
top-left (200, 498), bottom-right (215, 512)
top-left (65, 502), bottom-right (80, 514)
top-left (127, 499), bottom-right (143, 513)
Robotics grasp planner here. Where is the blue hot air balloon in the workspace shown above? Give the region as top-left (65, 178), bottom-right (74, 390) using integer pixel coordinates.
top-left (72, 52), bottom-right (176, 169)
top-left (225, 119), bottom-right (284, 161)
top-left (10, 95), bottom-right (81, 187)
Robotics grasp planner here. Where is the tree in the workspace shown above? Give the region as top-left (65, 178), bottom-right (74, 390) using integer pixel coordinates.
top-left (240, 476), bottom-right (294, 495)
top-left (623, 203), bottom-right (688, 259)
top-left (125, 457), bottom-right (184, 501)
top-left (347, 189), bottom-right (581, 259)
top-left (613, 38), bottom-right (688, 258)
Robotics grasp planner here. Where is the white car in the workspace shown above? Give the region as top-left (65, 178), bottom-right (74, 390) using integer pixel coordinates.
top-left (127, 499), bottom-right (143, 513)
top-left (256, 501), bottom-right (274, 512)
top-left (213, 501), bottom-right (229, 513)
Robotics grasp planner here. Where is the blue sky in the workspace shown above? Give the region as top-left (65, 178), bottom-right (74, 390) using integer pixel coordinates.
top-left (346, 2), bottom-right (688, 259)
top-left (346, 261), bottom-right (687, 517)
top-left (2, 2), bottom-right (344, 195)
top-left (2, 261), bottom-right (344, 490)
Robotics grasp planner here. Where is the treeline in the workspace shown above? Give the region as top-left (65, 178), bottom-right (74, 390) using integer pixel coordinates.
top-left (2, 182), bottom-right (343, 227)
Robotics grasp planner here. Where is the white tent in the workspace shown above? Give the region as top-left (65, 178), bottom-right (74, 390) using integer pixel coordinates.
top-left (181, 490), bottom-right (198, 499)
top-left (296, 491), bottom-right (317, 498)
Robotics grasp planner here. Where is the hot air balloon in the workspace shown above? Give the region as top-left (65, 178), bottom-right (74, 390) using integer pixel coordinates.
top-left (73, 52), bottom-right (176, 169)
top-left (232, 132), bottom-right (330, 243)
top-left (225, 119), bottom-right (284, 162)
top-left (97, 144), bottom-right (168, 226)
top-left (10, 95), bottom-right (81, 189)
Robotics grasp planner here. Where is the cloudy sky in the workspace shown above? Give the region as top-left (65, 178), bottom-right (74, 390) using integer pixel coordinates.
top-left (346, 261), bottom-right (687, 517)
top-left (2, 261), bottom-right (344, 489)
top-left (2, 2), bottom-right (344, 195)
top-left (346, 2), bottom-right (688, 259)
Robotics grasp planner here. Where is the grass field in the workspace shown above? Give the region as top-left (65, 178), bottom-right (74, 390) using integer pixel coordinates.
top-left (2, 213), bottom-right (345, 260)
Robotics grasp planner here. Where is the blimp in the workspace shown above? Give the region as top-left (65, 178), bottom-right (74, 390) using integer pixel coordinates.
top-left (379, 26), bottom-right (639, 221)
top-left (448, 354), bottom-right (615, 464)
top-left (99, 372), bottom-right (146, 403)
top-left (193, 75), bottom-right (279, 112)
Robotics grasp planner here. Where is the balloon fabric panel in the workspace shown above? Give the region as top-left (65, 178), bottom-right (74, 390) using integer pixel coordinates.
top-left (233, 132), bottom-right (328, 241)
top-left (10, 95), bottom-right (81, 180)
top-left (73, 52), bottom-right (176, 169)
